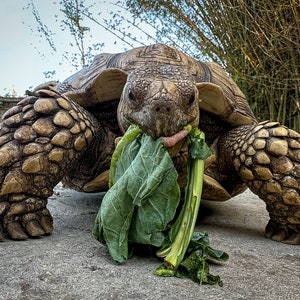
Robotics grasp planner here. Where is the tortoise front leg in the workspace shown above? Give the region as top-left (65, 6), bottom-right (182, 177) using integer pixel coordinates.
top-left (0, 90), bottom-right (97, 240)
top-left (218, 121), bottom-right (300, 244)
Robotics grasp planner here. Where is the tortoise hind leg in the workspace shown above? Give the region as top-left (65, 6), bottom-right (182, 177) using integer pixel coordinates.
top-left (0, 90), bottom-right (96, 240)
top-left (218, 121), bottom-right (300, 244)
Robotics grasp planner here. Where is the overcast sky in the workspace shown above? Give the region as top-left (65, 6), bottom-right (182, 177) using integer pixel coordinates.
top-left (0, 0), bottom-right (153, 96)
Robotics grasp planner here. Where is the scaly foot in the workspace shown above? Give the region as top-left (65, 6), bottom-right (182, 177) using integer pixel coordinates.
top-left (0, 195), bottom-right (53, 240)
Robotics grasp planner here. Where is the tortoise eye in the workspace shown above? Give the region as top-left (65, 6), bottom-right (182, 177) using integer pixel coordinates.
top-left (128, 91), bottom-right (137, 103)
top-left (188, 92), bottom-right (195, 105)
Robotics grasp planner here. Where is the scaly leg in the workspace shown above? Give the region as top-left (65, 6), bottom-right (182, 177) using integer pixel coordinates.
top-left (217, 121), bottom-right (300, 244)
top-left (0, 89), bottom-right (98, 240)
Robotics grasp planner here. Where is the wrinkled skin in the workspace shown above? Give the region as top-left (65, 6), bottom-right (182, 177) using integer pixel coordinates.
top-left (0, 43), bottom-right (299, 245)
top-left (118, 63), bottom-right (199, 138)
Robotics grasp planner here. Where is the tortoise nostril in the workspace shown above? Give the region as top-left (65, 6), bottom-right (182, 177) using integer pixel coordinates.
top-left (153, 102), bottom-right (172, 114)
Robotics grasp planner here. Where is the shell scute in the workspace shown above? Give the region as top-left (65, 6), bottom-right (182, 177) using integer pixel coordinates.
top-left (53, 110), bottom-right (74, 128)
top-left (14, 125), bottom-right (36, 143)
top-left (33, 98), bottom-right (59, 114)
top-left (51, 130), bottom-right (73, 148)
top-left (32, 118), bottom-right (56, 137)
top-left (22, 153), bottom-right (49, 174)
top-left (0, 141), bottom-right (21, 167)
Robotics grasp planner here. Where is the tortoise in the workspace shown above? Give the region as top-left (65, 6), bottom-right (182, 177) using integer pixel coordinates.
top-left (0, 43), bottom-right (300, 244)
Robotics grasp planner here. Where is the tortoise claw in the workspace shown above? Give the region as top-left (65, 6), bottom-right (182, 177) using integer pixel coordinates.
top-left (283, 233), bottom-right (300, 245)
top-left (1, 197), bottom-right (53, 240)
top-left (265, 220), bottom-right (300, 245)
top-left (21, 209), bottom-right (53, 238)
top-left (6, 222), bottom-right (28, 240)
top-left (269, 229), bottom-right (287, 243)
top-left (25, 220), bottom-right (46, 237)
top-left (5, 212), bottom-right (53, 240)
top-left (40, 213), bottom-right (54, 234)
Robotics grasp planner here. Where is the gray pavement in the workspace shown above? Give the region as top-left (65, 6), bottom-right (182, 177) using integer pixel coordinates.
top-left (0, 185), bottom-right (299, 300)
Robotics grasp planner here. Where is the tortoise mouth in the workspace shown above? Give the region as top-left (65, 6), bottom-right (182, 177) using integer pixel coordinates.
top-left (124, 112), bottom-right (198, 140)
top-left (162, 129), bottom-right (189, 148)
top-left (115, 127), bottom-right (189, 158)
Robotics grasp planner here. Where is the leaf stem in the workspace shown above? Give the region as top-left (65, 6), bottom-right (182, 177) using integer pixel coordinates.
top-left (156, 128), bottom-right (207, 272)
top-left (109, 125), bottom-right (142, 187)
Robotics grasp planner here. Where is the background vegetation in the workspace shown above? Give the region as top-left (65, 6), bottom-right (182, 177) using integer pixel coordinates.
top-left (125, 0), bottom-right (300, 131)
top-left (27, 0), bottom-right (300, 131)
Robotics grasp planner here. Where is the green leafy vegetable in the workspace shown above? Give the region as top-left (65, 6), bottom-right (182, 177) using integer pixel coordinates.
top-left (154, 126), bottom-right (227, 286)
top-left (155, 231), bottom-right (228, 286)
top-left (93, 124), bottom-right (228, 285)
top-left (93, 125), bottom-right (180, 262)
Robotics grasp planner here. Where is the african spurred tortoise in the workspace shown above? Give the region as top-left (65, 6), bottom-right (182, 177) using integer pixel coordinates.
top-left (0, 43), bottom-right (299, 244)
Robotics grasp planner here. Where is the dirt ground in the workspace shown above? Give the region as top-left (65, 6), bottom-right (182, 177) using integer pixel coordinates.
top-left (0, 185), bottom-right (299, 300)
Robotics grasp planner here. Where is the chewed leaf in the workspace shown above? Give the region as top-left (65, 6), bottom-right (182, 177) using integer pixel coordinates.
top-left (157, 248), bottom-right (225, 286)
top-left (185, 127), bottom-right (213, 160)
top-left (188, 232), bottom-right (229, 262)
top-left (177, 250), bottom-right (224, 286)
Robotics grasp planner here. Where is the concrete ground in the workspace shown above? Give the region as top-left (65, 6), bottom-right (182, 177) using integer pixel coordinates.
top-left (0, 185), bottom-right (299, 300)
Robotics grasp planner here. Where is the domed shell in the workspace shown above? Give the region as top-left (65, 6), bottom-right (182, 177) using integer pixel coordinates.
top-left (57, 43), bottom-right (257, 127)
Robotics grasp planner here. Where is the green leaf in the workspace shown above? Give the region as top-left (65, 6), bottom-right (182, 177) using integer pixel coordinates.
top-left (155, 231), bottom-right (228, 286)
top-left (189, 232), bottom-right (229, 262)
top-left (94, 124), bottom-right (228, 285)
top-left (93, 176), bottom-right (135, 263)
top-left (93, 126), bottom-right (180, 261)
top-left (187, 127), bottom-right (214, 160)
top-left (109, 124), bottom-right (142, 187)
top-left (178, 252), bottom-right (224, 286)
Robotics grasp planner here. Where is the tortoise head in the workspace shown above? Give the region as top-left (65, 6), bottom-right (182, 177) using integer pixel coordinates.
top-left (118, 63), bottom-right (200, 138)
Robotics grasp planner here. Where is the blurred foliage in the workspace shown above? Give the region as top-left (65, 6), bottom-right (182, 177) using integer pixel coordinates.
top-left (27, 0), bottom-right (104, 69)
top-left (27, 0), bottom-right (300, 130)
top-left (125, 0), bottom-right (300, 131)
top-left (0, 85), bottom-right (18, 98)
